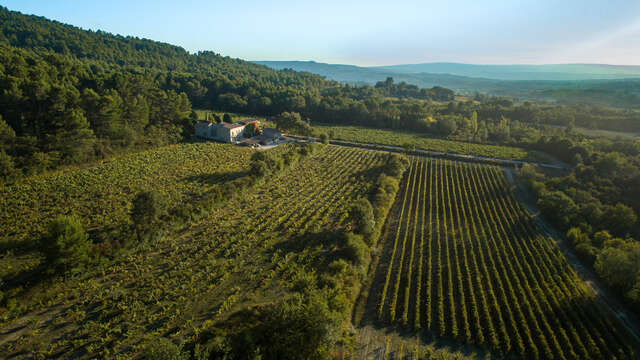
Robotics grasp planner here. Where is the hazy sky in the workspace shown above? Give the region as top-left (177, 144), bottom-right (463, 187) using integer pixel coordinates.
top-left (4, 0), bottom-right (640, 66)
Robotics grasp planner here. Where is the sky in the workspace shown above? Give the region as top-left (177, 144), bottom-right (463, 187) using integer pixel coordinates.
top-left (3, 0), bottom-right (640, 66)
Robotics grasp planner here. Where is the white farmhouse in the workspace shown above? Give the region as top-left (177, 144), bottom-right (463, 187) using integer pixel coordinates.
top-left (215, 122), bottom-right (246, 143)
top-left (194, 119), bottom-right (260, 143)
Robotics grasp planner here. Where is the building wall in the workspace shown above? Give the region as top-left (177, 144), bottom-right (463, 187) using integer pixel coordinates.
top-left (195, 123), bottom-right (211, 138)
top-left (213, 128), bottom-right (230, 142)
top-left (199, 123), bottom-right (247, 143)
top-left (229, 127), bottom-right (244, 142)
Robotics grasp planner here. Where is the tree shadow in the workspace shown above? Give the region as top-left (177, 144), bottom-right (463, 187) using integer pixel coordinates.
top-left (0, 238), bottom-right (36, 256)
top-left (349, 165), bottom-right (384, 184)
top-left (272, 230), bottom-right (348, 269)
top-left (183, 170), bottom-right (250, 186)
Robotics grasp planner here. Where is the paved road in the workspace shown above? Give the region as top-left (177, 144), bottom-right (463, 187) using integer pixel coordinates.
top-left (285, 134), bottom-right (571, 170)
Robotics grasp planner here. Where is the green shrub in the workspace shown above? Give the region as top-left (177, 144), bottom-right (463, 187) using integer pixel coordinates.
top-left (141, 338), bottom-right (188, 360)
top-left (348, 198), bottom-right (375, 238)
top-left (342, 233), bottom-right (369, 266)
top-left (131, 190), bottom-right (168, 241)
top-left (537, 190), bottom-right (578, 229)
top-left (39, 215), bottom-right (92, 273)
top-left (575, 242), bottom-right (598, 265)
top-left (383, 154), bottom-right (409, 178)
top-left (291, 269), bottom-right (318, 293)
top-left (0, 149), bottom-right (18, 184)
top-left (203, 291), bottom-right (341, 360)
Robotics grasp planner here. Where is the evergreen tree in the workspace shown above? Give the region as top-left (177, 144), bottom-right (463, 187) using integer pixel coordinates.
top-left (39, 215), bottom-right (92, 273)
top-left (131, 190), bottom-right (168, 241)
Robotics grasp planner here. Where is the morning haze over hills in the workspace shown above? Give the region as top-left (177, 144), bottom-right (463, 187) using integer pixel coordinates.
top-left (255, 60), bottom-right (640, 107)
top-left (1, 1), bottom-right (640, 359)
top-left (258, 61), bottom-right (640, 81)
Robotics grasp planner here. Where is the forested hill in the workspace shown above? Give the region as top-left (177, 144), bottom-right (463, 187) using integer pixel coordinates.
top-left (0, 6), bottom-right (331, 182)
top-left (0, 7), bottom-right (336, 90)
top-left (0, 7), bottom-right (190, 70)
top-left (0, 6), bottom-right (460, 183)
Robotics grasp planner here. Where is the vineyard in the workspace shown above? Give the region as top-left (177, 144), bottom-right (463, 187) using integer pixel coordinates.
top-left (369, 157), bottom-right (636, 359)
top-left (313, 124), bottom-right (550, 162)
top-left (0, 142), bottom-right (255, 280)
top-left (0, 145), bottom-right (390, 358)
top-left (0, 142), bottom-right (255, 245)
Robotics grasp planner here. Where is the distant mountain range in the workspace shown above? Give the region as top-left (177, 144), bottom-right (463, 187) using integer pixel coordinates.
top-left (373, 63), bottom-right (640, 81)
top-left (255, 61), bottom-right (640, 82)
top-left (254, 61), bottom-right (640, 107)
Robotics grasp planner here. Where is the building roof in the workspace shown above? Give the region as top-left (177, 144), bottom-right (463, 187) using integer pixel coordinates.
top-left (237, 118), bottom-right (260, 125)
top-left (219, 122), bottom-right (245, 129)
top-left (262, 128), bottom-right (281, 137)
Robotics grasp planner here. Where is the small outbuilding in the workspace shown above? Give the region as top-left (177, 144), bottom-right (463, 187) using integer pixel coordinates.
top-left (261, 128), bottom-right (282, 140)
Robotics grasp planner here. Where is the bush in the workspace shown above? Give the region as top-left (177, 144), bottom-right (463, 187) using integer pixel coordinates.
top-left (141, 338), bottom-right (188, 360)
top-left (519, 163), bottom-right (543, 186)
top-left (0, 149), bottom-right (18, 184)
top-left (291, 269), bottom-right (318, 293)
top-left (575, 242), bottom-right (598, 265)
top-left (131, 190), bottom-right (168, 241)
top-left (319, 133), bottom-right (329, 144)
top-left (402, 143), bottom-right (416, 152)
top-left (342, 233), bottom-right (369, 266)
top-left (537, 190), bottom-right (578, 229)
top-left (372, 174), bottom-right (399, 219)
top-left (39, 215), bottom-right (92, 273)
top-left (204, 291), bottom-right (341, 360)
top-left (348, 198), bottom-right (375, 238)
top-left (567, 227), bottom-right (591, 246)
top-left (383, 154), bottom-right (409, 178)
top-left (249, 159), bottom-right (269, 178)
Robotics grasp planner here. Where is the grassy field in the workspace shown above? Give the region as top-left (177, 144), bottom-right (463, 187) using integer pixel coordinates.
top-left (0, 145), bottom-right (397, 358)
top-left (314, 124), bottom-right (550, 163)
top-left (363, 157), bottom-right (636, 359)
